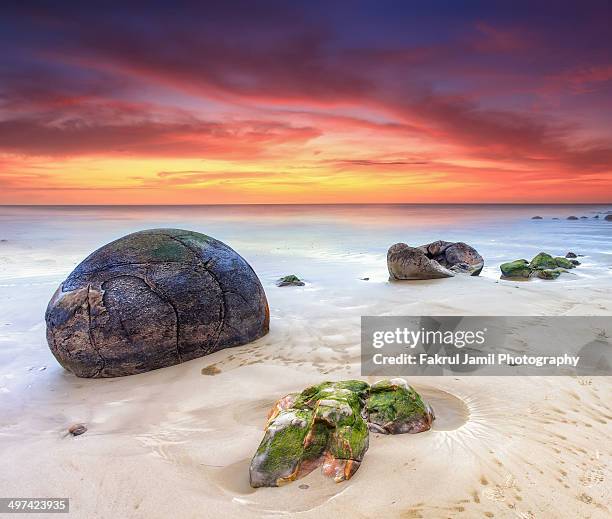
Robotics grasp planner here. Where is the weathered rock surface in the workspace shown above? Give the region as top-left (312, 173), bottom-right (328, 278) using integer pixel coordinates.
top-left (249, 379), bottom-right (434, 487)
top-left (388, 240), bottom-right (483, 280)
top-left (530, 252), bottom-right (558, 270)
top-left (500, 259), bottom-right (531, 278)
top-left (46, 229), bottom-right (269, 378)
top-left (366, 379), bottom-right (435, 434)
top-left (388, 243), bottom-right (454, 280)
top-left (277, 274), bottom-right (305, 287)
top-left (500, 251), bottom-right (577, 280)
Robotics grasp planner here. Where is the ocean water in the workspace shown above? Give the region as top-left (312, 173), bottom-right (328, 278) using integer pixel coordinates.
top-left (0, 204), bottom-right (611, 284)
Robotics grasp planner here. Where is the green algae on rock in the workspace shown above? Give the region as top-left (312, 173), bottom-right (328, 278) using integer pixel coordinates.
top-left (45, 229), bottom-right (269, 378)
top-left (366, 379), bottom-right (435, 434)
top-left (249, 379), bottom-right (434, 488)
top-left (553, 257), bottom-right (575, 269)
top-left (500, 251), bottom-right (580, 280)
top-left (529, 252), bottom-right (558, 270)
top-left (500, 259), bottom-right (531, 278)
top-left (535, 268), bottom-right (562, 280)
top-left (277, 274), bottom-right (305, 287)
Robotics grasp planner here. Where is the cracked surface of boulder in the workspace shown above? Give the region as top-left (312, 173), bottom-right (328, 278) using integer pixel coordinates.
top-left (418, 240), bottom-right (484, 276)
top-left (387, 243), bottom-right (455, 280)
top-left (387, 240), bottom-right (484, 280)
top-left (249, 379), bottom-right (434, 487)
top-left (45, 228), bottom-right (269, 378)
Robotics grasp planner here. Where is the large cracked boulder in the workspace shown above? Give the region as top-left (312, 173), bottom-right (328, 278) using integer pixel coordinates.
top-left (45, 229), bottom-right (269, 378)
top-left (387, 240), bottom-right (484, 280)
top-left (249, 379), bottom-right (434, 487)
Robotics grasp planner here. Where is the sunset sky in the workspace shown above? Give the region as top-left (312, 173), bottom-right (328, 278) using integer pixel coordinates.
top-left (1, 2), bottom-right (612, 204)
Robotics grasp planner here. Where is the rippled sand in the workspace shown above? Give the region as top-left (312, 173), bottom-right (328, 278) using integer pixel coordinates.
top-left (1, 272), bottom-right (611, 518)
top-left (1, 205), bottom-right (611, 518)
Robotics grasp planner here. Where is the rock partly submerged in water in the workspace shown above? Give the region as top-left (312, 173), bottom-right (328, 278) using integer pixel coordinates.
top-left (565, 252), bottom-right (577, 258)
top-left (277, 274), bottom-right (305, 287)
top-left (249, 378), bottom-right (434, 487)
top-left (531, 216), bottom-right (543, 219)
top-left (500, 251), bottom-right (577, 280)
top-left (46, 229), bottom-right (270, 378)
top-left (500, 259), bottom-right (531, 279)
top-left (387, 240), bottom-right (483, 280)
top-left (567, 216), bottom-right (579, 220)
top-left (530, 252), bottom-right (558, 270)
top-left (606, 215), bottom-right (612, 221)
top-left (68, 423), bottom-right (87, 436)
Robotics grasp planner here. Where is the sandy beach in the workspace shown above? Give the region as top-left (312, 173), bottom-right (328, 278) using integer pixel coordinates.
top-left (1, 256), bottom-right (611, 518)
top-left (3, 2), bottom-right (612, 516)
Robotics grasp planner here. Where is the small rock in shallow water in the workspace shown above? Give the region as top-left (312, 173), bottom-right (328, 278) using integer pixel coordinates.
top-left (68, 423), bottom-right (87, 436)
top-left (530, 252), bottom-right (558, 270)
top-left (567, 216), bottom-right (579, 220)
top-left (570, 259), bottom-right (581, 266)
top-left (500, 251), bottom-right (580, 280)
top-left (605, 215), bottom-right (612, 221)
top-left (500, 259), bottom-right (531, 278)
top-left (277, 274), bottom-right (305, 287)
top-left (531, 216), bottom-right (543, 219)
top-left (360, 277), bottom-right (369, 281)
top-left (553, 257), bottom-right (575, 269)
top-left (201, 365), bottom-right (221, 376)
top-left (565, 252), bottom-right (577, 258)
top-left (535, 269), bottom-right (562, 280)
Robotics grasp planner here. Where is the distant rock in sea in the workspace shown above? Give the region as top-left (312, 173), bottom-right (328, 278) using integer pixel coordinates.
top-left (249, 379), bottom-right (434, 488)
top-left (606, 215), bottom-right (612, 221)
top-left (277, 274), bottom-right (305, 286)
top-left (567, 216), bottom-right (579, 220)
top-left (565, 252), bottom-right (577, 258)
top-left (531, 216), bottom-right (543, 219)
top-left (45, 229), bottom-right (269, 378)
top-left (387, 240), bottom-right (483, 280)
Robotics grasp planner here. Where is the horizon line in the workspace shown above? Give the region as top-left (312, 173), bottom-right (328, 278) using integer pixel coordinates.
top-left (1, 202), bottom-right (611, 207)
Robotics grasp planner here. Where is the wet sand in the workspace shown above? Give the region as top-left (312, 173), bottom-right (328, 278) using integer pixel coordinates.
top-left (1, 273), bottom-right (611, 518)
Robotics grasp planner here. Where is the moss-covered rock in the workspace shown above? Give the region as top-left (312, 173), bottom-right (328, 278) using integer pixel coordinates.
top-left (500, 251), bottom-right (582, 280)
top-left (535, 268), bottom-right (562, 280)
top-left (529, 252), bottom-right (558, 270)
top-left (500, 259), bottom-right (531, 278)
top-left (45, 229), bottom-right (269, 378)
top-left (553, 257), bottom-right (575, 269)
top-left (249, 379), bottom-right (434, 487)
top-left (277, 274), bottom-right (305, 287)
top-left (367, 378), bottom-right (435, 434)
